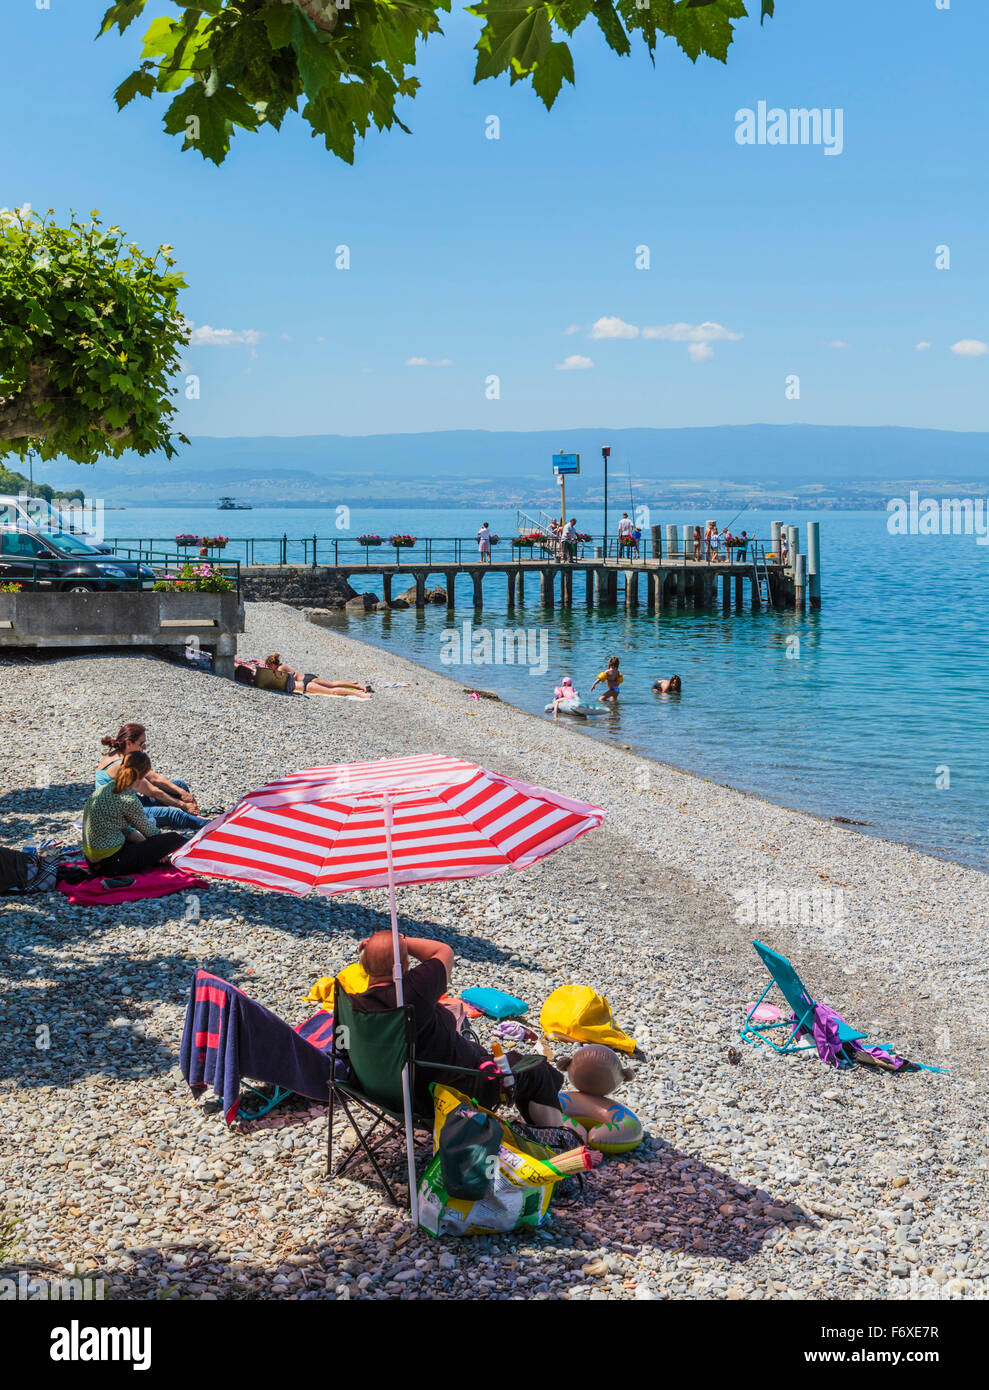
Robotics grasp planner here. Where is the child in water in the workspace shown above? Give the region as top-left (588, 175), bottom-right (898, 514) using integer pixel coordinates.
top-left (551, 675), bottom-right (580, 720)
top-left (590, 656), bottom-right (623, 702)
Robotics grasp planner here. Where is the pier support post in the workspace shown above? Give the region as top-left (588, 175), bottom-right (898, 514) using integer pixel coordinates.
top-left (382, 572), bottom-right (393, 607)
top-left (722, 573), bottom-right (731, 611)
top-left (414, 571), bottom-right (427, 608)
top-left (786, 525), bottom-right (799, 571)
top-left (506, 568), bottom-right (514, 610)
top-left (665, 524), bottom-right (678, 560)
top-left (540, 568), bottom-right (555, 607)
top-left (625, 571), bottom-right (638, 608)
top-left (471, 571), bottom-right (484, 609)
top-left (771, 520), bottom-right (782, 563)
top-left (651, 524), bottom-right (662, 561)
top-left (795, 554), bottom-right (806, 611)
top-left (561, 568), bottom-right (573, 607)
top-left (586, 567), bottom-right (595, 606)
top-left (807, 520), bottom-right (821, 608)
top-left (734, 573), bottom-right (744, 609)
top-left (444, 571), bottom-right (456, 607)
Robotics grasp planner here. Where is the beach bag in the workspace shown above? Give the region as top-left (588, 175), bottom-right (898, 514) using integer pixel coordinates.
top-left (417, 1085), bottom-right (564, 1237)
top-left (540, 985), bottom-right (636, 1056)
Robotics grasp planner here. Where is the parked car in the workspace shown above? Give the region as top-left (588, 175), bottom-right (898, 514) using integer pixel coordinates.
top-left (0, 529), bottom-right (155, 591)
top-left (0, 495), bottom-right (112, 552)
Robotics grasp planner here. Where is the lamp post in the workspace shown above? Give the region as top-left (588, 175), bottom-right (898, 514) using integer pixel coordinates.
top-left (27, 447), bottom-right (36, 499)
top-left (601, 446), bottom-right (610, 553)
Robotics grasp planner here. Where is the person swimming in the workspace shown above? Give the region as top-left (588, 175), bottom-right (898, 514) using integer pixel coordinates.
top-left (590, 656), bottom-right (623, 702)
top-left (652, 675), bottom-right (682, 694)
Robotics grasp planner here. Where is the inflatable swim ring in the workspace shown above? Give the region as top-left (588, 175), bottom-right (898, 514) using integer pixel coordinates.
top-left (558, 1091), bottom-right (644, 1154)
top-left (544, 700), bottom-right (606, 718)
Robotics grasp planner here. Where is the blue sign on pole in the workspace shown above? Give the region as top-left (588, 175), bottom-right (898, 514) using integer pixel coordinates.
top-left (552, 452), bottom-right (580, 475)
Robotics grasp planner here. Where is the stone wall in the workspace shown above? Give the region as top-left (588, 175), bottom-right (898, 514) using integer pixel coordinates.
top-left (239, 566), bottom-right (357, 609)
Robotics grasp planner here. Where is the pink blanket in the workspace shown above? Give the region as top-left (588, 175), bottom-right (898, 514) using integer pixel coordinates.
top-left (57, 865), bottom-right (207, 905)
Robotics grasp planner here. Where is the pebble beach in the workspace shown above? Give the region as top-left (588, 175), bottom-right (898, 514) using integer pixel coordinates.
top-left (1, 600), bottom-right (986, 1302)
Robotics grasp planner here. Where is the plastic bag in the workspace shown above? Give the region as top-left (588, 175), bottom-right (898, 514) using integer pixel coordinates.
top-left (416, 1085), bottom-right (564, 1237)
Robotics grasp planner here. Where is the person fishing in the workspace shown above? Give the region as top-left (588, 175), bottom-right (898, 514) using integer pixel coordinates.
top-left (590, 656), bottom-right (623, 702)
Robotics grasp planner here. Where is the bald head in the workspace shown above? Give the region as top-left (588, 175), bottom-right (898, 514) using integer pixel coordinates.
top-left (361, 930), bottom-right (408, 982)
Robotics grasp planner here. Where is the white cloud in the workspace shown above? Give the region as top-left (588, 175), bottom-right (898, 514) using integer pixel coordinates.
top-left (280, 332), bottom-right (292, 341)
top-left (555, 354), bottom-right (594, 371)
top-left (316, 336), bottom-right (327, 343)
top-left (915, 341), bottom-right (932, 351)
top-left (188, 324), bottom-right (261, 348)
top-left (828, 340), bottom-right (849, 349)
top-left (641, 321), bottom-right (742, 343)
top-left (405, 356), bottom-right (453, 367)
top-left (687, 342), bottom-right (714, 363)
top-left (950, 339), bottom-right (989, 357)
top-left (589, 316), bottom-right (639, 340)
top-left (563, 324), bottom-right (582, 336)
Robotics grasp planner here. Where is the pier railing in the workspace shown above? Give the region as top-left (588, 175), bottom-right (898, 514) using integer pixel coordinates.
top-left (105, 535), bottom-right (781, 569)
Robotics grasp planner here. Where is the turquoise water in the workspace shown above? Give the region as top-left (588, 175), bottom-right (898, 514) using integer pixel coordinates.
top-left (108, 505), bottom-right (989, 872)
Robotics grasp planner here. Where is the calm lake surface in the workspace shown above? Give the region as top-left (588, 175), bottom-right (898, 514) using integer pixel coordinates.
top-left (108, 504), bottom-right (989, 872)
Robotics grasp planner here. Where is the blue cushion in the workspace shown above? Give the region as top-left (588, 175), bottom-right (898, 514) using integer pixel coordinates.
top-left (460, 987), bottom-right (527, 1020)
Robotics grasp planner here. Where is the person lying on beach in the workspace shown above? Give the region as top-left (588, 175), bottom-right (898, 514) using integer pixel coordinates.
top-left (551, 675), bottom-right (581, 720)
top-left (590, 656), bottom-right (623, 702)
top-left (83, 753), bottom-right (189, 878)
top-left (351, 931), bottom-right (595, 1159)
top-left (652, 675), bottom-right (682, 695)
top-left (251, 654), bottom-right (372, 698)
top-left (97, 723), bottom-right (208, 832)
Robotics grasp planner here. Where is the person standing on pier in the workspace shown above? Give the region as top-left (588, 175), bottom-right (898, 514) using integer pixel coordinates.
top-left (704, 521), bottom-right (716, 562)
top-left (561, 517), bottom-right (578, 563)
top-left (617, 513), bottom-right (634, 556)
top-left (692, 526), bottom-right (702, 560)
top-left (477, 521), bottom-right (492, 563)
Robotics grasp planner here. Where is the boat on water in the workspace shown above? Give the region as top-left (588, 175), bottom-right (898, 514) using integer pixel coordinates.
top-left (218, 496), bottom-right (252, 510)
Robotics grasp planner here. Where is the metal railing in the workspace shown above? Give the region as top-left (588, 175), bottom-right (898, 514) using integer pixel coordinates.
top-left (104, 534), bottom-right (781, 570)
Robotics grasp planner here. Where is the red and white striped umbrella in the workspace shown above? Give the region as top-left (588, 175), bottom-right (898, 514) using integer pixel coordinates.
top-left (171, 754), bottom-right (604, 1225)
top-left (172, 754), bottom-right (604, 896)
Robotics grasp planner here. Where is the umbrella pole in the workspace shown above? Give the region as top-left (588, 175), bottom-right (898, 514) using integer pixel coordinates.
top-left (384, 795), bottom-right (419, 1226)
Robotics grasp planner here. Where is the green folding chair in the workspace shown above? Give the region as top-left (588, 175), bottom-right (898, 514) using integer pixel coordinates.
top-left (326, 980), bottom-right (492, 1208)
top-left (740, 938), bottom-right (868, 1055)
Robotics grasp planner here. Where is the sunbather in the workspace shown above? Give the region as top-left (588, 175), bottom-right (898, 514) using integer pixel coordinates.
top-left (253, 654), bottom-right (372, 697)
top-left (350, 931), bottom-right (590, 1156)
top-left (83, 753), bottom-right (188, 877)
top-left (97, 723), bottom-right (208, 832)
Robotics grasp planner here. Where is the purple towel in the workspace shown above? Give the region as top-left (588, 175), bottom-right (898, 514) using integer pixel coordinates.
top-left (794, 1001), bottom-right (908, 1071)
top-left (180, 970), bottom-right (337, 1123)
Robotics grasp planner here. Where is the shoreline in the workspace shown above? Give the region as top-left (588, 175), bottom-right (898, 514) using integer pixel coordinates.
top-left (1, 599), bottom-right (985, 1302)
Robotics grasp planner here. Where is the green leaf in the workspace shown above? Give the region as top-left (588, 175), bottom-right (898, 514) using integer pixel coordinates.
top-left (163, 83), bottom-right (260, 165)
top-left (290, 8), bottom-right (335, 104)
top-left (263, 3), bottom-right (295, 50)
top-left (530, 41), bottom-right (575, 108)
top-left (762, 0), bottom-right (775, 21)
top-left (97, 1), bottom-right (149, 39)
top-left (474, 3), bottom-right (553, 82)
top-left (114, 68), bottom-right (157, 109)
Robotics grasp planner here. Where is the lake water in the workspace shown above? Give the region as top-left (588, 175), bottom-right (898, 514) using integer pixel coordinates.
top-left (105, 503), bottom-right (989, 872)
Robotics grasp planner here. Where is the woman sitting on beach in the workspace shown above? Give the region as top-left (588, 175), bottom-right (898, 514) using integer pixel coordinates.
top-left (83, 753), bottom-right (189, 878)
top-left (247, 654), bottom-right (372, 698)
top-left (652, 675), bottom-right (682, 695)
top-left (590, 656), bottom-right (623, 702)
top-left (96, 724), bottom-right (208, 833)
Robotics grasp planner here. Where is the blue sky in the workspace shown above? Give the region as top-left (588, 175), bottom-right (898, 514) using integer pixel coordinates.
top-left (2, 1), bottom-right (987, 437)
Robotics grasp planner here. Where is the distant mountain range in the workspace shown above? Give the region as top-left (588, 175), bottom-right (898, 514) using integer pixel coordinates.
top-left (35, 424), bottom-right (989, 508)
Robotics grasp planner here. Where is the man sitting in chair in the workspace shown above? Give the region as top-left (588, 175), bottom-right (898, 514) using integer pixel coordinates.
top-left (352, 930), bottom-right (573, 1150)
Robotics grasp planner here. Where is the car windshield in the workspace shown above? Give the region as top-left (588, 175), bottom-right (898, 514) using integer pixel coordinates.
top-left (39, 532), bottom-right (101, 555)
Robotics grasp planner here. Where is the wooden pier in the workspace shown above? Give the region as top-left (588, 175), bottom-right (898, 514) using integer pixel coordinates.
top-left (241, 521), bottom-right (821, 613)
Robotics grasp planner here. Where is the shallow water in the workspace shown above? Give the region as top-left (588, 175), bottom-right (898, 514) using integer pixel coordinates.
top-left (108, 504), bottom-right (989, 871)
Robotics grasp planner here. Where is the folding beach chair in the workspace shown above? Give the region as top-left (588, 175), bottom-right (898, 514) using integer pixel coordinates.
top-left (740, 939), bottom-right (868, 1056)
top-left (326, 979), bottom-right (504, 1208)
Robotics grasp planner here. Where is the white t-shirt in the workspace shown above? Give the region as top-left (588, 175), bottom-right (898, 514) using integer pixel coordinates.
top-left (477, 526), bottom-right (491, 547)
top-left (561, 522), bottom-right (577, 541)
top-left (618, 517), bottom-right (633, 538)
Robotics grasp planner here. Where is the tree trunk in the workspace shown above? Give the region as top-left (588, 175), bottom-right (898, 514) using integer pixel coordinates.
top-left (0, 358), bottom-right (130, 445)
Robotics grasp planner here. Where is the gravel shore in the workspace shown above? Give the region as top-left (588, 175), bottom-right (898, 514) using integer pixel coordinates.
top-left (1, 601), bottom-right (986, 1301)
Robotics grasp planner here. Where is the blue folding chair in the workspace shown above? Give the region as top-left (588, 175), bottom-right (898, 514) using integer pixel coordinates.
top-left (740, 939), bottom-right (867, 1055)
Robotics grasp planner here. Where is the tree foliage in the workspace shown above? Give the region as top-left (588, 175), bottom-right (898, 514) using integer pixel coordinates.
top-left (0, 208), bottom-right (189, 465)
top-left (100, 0), bottom-right (777, 166)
